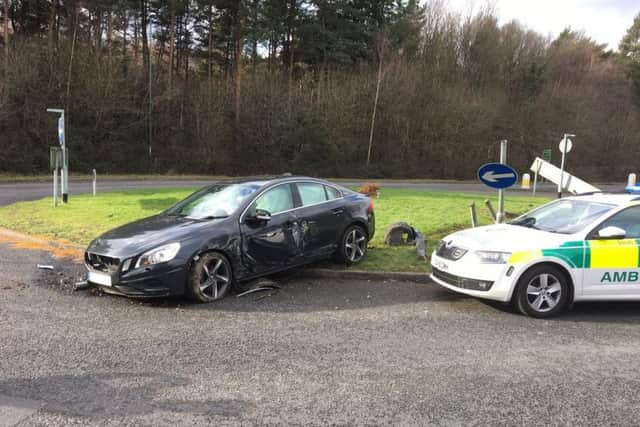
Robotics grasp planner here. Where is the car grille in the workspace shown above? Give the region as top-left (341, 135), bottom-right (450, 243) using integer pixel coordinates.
top-left (85, 252), bottom-right (120, 273)
top-left (435, 242), bottom-right (468, 260)
top-left (432, 267), bottom-right (494, 291)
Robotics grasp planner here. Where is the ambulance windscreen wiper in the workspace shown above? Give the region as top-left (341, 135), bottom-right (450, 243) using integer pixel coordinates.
top-left (509, 217), bottom-right (540, 230)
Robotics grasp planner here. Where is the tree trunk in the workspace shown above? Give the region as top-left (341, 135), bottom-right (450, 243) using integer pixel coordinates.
top-left (47, 0), bottom-right (57, 63)
top-left (66, 5), bottom-right (79, 109)
top-left (367, 39), bottom-right (385, 167)
top-left (140, 0), bottom-right (149, 73)
top-left (287, 0), bottom-right (296, 111)
top-left (168, 0), bottom-right (176, 92)
top-left (4, 0), bottom-right (10, 72)
top-left (232, 7), bottom-right (243, 128)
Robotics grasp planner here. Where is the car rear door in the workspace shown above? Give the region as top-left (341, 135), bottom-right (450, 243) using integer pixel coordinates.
top-left (583, 206), bottom-right (640, 296)
top-left (294, 182), bottom-right (346, 259)
top-left (240, 183), bottom-right (303, 275)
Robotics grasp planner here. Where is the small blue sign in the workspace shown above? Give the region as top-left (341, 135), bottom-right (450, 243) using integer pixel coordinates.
top-left (58, 116), bottom-right (65, 146)
top-left (478, 163), bottom-right (518, 189)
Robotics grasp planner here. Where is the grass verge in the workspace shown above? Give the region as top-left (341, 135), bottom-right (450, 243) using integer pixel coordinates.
top-left (0, 188), bottom-right (549, 272)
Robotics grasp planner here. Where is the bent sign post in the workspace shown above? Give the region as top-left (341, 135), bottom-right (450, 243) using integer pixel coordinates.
top-left (478, 142), bottom-right (518, 223)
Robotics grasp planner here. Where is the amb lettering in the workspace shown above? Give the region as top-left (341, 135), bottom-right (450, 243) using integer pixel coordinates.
top-left (600, 271), bottom-right (640, 283)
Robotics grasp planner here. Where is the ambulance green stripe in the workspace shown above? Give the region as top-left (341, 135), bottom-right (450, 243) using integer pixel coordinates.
top-left (585, 240), bottom-right (591, 269)
top-left (541, 241), bottom-right (586, 269)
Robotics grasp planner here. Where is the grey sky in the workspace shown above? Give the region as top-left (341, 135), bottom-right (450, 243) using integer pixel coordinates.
top-left (446, 0), bottom-right (639, 49)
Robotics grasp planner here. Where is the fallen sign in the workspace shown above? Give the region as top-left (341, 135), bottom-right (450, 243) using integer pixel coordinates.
top-left (530, 157), bottom-right (600, 195)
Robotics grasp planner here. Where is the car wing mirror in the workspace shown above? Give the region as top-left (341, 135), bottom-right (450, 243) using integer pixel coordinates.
top-left (597, 226), bottom-right (626, 240)
top-left (246, 208), bottom-right (271, 222)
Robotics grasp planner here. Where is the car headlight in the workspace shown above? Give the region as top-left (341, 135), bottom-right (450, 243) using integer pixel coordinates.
top-left (135, 243), bottom-right (181, 268)
top-left (475, 250), bottom-right (511, 264)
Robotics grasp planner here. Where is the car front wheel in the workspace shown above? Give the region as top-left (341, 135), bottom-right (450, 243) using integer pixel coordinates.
top-left (514, 265), bottom-right (569, 318)
top-left (187, 252), bottom-right (233, 303)
top-left (337, 225), bottom-right (368, 265)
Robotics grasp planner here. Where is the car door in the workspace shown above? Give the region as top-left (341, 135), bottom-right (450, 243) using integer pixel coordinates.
top-left (294, 182), bottom-right (346, 258)
top-left (240, 184), bottom-right (303, 275)
top-left (583, 206), bottom-right (640, 296)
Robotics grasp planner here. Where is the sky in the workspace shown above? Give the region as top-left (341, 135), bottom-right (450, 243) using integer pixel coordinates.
top-left (445, 0), bottom-right (639, 50)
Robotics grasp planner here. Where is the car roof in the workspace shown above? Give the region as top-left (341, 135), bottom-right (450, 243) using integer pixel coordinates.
top-left (209, 175), bottom-right (336, 188)
top-left (566, 193), bottom-right (640, 207)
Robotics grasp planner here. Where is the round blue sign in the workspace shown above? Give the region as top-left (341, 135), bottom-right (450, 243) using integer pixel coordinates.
top-left (477, 163), bottom-right (518, 189)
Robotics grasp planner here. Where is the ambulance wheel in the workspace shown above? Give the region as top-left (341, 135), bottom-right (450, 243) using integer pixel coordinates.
top-left (515, 265), bottom-right (569, 318)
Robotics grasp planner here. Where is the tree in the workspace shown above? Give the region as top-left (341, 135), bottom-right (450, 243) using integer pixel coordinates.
top-left (619, 12), bottom-right (640, 101)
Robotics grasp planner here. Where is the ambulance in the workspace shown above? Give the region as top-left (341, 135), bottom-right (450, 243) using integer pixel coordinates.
top-left (430, 191), bottom-right (640, 317)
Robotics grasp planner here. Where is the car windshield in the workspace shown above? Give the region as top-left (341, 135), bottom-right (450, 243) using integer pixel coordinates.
top-left (509, 199), bottom-right (615, 234)
top-left (168, 182), bottom-right (263, 219)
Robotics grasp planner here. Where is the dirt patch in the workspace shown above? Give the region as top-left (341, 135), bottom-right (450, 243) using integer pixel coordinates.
top-left (0, 228), bottom-right (84, 262)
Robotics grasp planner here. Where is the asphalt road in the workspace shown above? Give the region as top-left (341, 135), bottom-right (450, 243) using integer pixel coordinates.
top-left (0, 178), bottom-right (613, 207)
top-left (3, 244), bottom-right (640, 425)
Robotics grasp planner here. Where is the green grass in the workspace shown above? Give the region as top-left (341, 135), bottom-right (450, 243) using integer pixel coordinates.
top-left (0, 188), bottom-right (549, 272)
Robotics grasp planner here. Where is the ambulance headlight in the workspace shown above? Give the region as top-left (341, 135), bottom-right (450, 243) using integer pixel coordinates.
top-left (475, 251), bottom-right (511, 264)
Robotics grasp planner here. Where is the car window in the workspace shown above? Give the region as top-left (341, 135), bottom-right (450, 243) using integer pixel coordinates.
top-left (254, 184), bottom-right (294, 214)
top-left (170, 183), bottom-right (262, 219)
top-left (298, 183), bottom-right (328, 206)
top-left (509, 199), bottom-right (615, 234)
top-left (593, 206), bottom-right (640, 239)
top-left (325, 185), bottom-right (341, 200)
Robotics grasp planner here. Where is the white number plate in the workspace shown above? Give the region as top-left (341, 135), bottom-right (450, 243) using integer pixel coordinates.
top-left (88, 271), bottom-right (112, 287)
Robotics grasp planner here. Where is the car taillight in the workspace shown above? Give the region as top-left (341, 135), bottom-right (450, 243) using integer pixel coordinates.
top-left (368, 199), bottom-right (374, 213)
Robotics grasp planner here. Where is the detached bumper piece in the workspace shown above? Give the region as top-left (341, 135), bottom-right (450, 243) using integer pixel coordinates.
top-left (432, 268), bottom-right (494, 291)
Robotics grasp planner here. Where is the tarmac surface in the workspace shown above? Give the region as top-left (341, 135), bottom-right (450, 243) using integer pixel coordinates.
top-left (2, 243), bottom-right (640, 426)
top-left (0, 178), bottom-right (622, 207)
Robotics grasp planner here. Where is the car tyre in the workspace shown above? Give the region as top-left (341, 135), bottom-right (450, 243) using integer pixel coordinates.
top-left (514, 265), bottom-right (569, 318)
top-left (337, 225), bottom-right (368, 265)
top-left (187, 252), bottom-right (233, 303)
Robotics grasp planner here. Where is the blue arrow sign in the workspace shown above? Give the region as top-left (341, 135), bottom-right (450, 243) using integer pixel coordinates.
top-left (58, 116), bottom-right (65, 146)
top-left (478, 163), bottom-right (518, 189)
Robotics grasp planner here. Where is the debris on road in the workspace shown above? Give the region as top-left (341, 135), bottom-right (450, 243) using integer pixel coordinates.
top-left (73, 280), bottom-right (94, 291)
top-left (236, 278), bottom-right (282, 299)
top-left (37, 264), bottom-right (54, 270)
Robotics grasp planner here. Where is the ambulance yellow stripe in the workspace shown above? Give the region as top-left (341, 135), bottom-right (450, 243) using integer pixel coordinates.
top-left (509, 250), bottom-right (543, 265)
top-left (589, 239), bottom-right (639, 268)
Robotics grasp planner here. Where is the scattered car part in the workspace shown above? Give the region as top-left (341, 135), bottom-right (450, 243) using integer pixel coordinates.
top-left (37, 264), bottom-right (54, 270)
top-left (384, 222), bottom-right (417, 246)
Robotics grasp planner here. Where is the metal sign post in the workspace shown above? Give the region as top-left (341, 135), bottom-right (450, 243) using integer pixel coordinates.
top-left (557, 134), bottom-right (575, 199)
top-left (47, 108), bottom-right (68, 203)
top-left (497, 140), bottom-right (507, 223)
top-left (92, 169), bottom-right (97, 196)
top-left (477, 140), bottom-right (517, 224)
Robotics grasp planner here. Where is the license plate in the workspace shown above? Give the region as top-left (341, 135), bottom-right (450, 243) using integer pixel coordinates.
top-left (88, 271), bottom-right (112, 286)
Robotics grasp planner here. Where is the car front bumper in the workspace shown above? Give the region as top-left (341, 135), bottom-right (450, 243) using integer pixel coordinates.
top-left (430, 252), bottom-right (520, 303)
top-left (85, 257), bottom-right (188, 298)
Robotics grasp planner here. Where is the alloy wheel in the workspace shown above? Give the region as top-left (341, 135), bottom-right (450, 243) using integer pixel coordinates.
top-left (345, 228), bottom-right (367, 263)
top-left (525, 273), bottom-right (562, 313)
top-left (199, 258), bottom-right (230, 300)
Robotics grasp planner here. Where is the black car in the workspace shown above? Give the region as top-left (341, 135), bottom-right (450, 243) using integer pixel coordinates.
top-left (85, 176), bottom-right (375, 302)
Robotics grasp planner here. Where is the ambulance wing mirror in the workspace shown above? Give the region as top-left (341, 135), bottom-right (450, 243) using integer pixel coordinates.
top-left (597, 226), bottom-right (626, 240)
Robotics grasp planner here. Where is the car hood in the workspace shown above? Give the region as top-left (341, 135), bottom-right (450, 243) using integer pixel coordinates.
top-left (442, 224), bottom-right (570, 253)
top-left (87, 214), bottom-right (227, 258)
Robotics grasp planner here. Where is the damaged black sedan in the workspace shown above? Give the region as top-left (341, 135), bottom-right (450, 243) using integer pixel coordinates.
top-left (85, 176), bottom-right (375, 302)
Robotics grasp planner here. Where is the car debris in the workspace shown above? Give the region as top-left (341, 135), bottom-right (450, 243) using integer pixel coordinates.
top-left (236, 279), bottom-right (282, 298)
top-left (384, 222), bottom-right (417, 246)
top-left (37, 264), bottom-right (55, 270)
top-left (73, 280), bottom-right (94, 291)
top-left (384, 222), bottom-right (427, 260)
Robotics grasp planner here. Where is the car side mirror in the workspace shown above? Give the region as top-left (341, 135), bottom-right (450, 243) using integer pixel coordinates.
top-left (597, 226), bottom-right (626, 240)
top-left (246, 208), bottom-right (271, 222)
